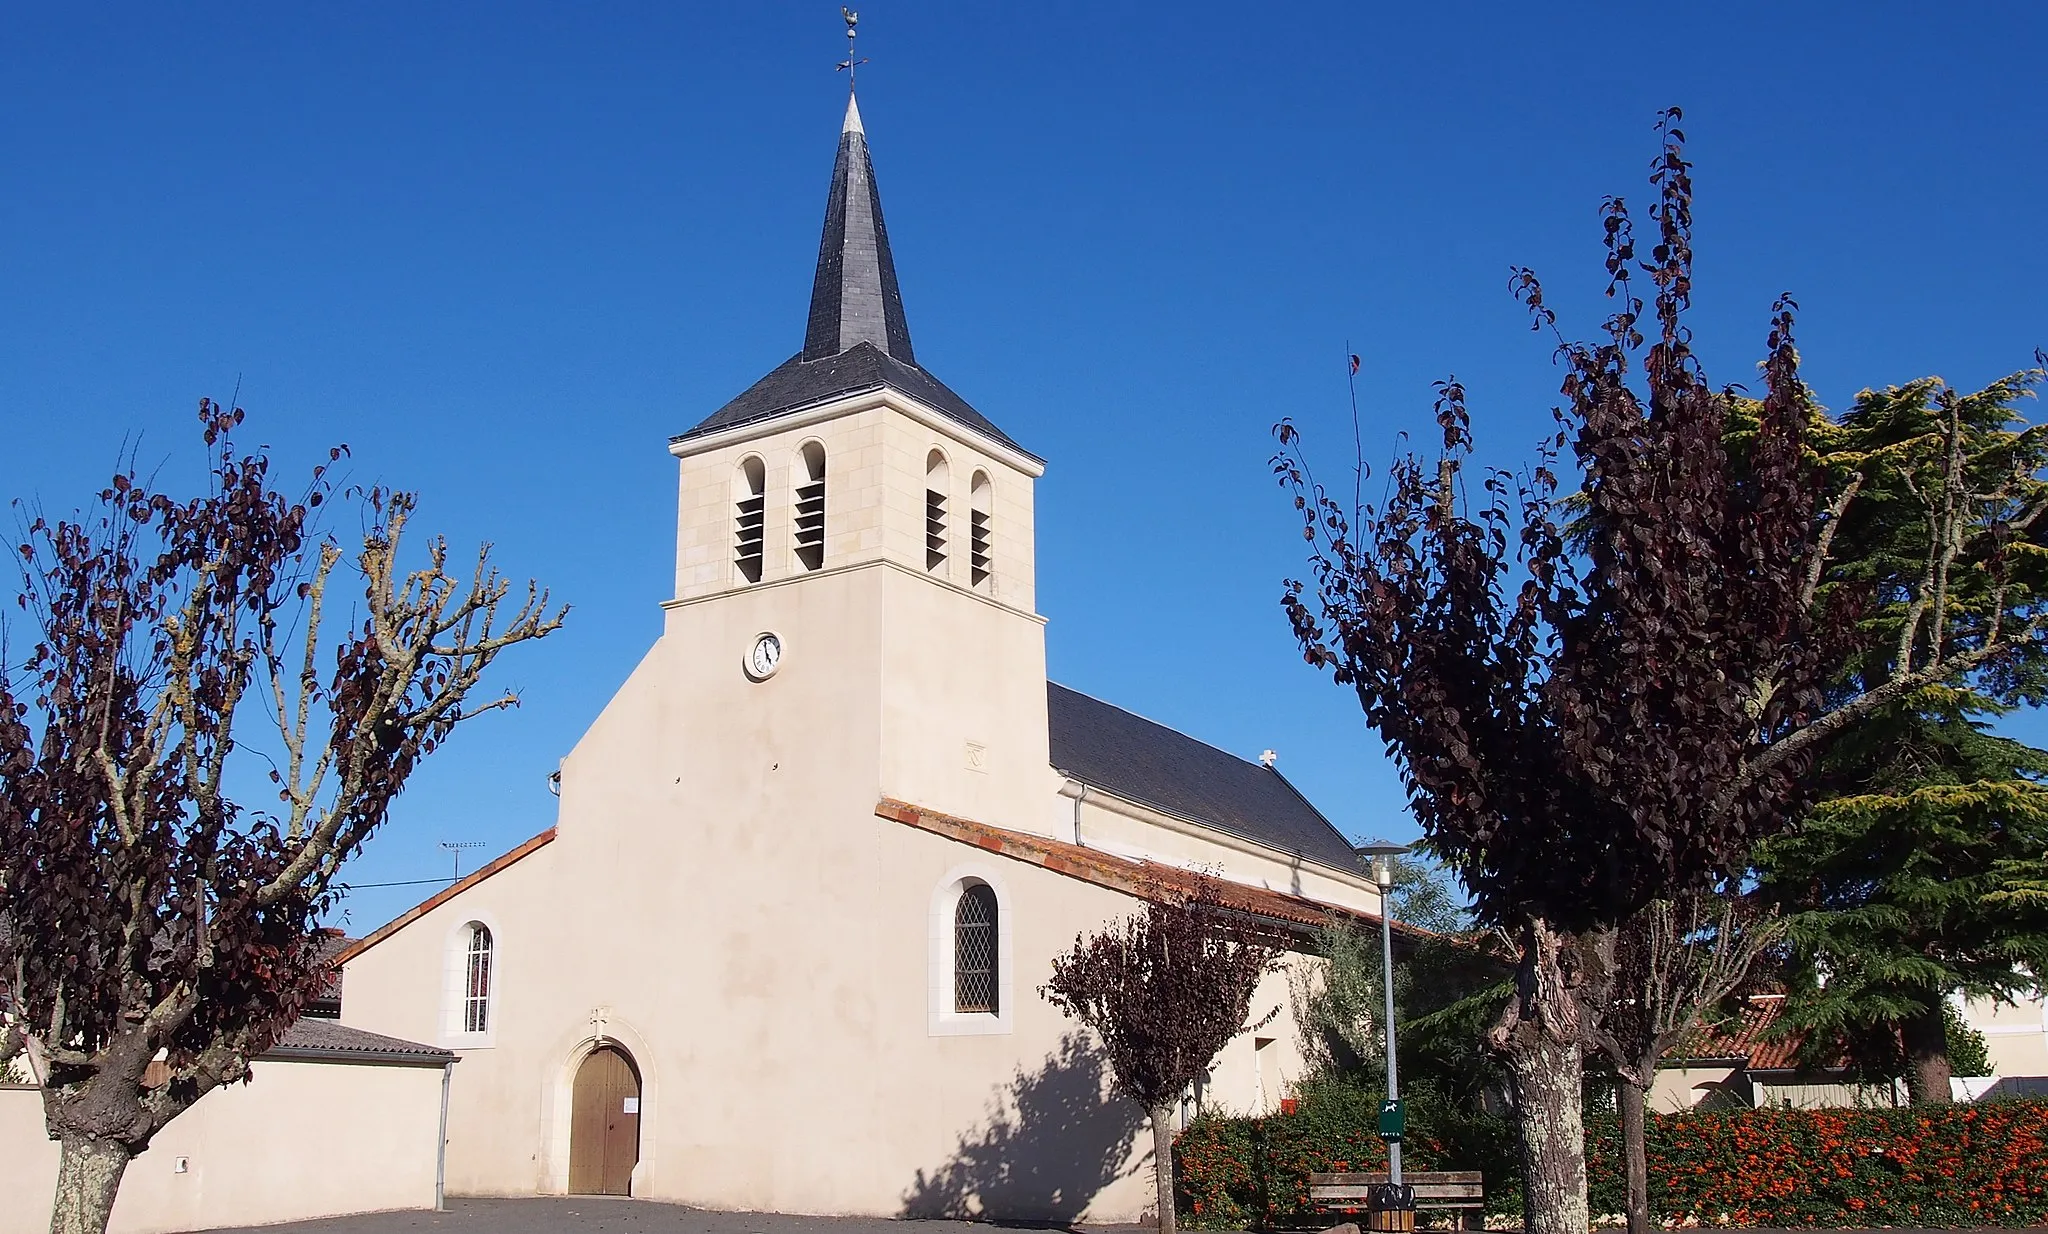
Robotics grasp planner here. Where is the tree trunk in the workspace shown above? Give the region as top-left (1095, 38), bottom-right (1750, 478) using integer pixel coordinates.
top-left (1901, 1002), bottom-right (1953, 1106)
top-left (1619, 1076), bottom-right (1650, 1234)
top-left (50, 1136), bottom-right (131, 1234)
top-left (1149, 1103), bottom-right (1178, 1234)
top-left (1507, 1031), bottom-right (1590, 1234)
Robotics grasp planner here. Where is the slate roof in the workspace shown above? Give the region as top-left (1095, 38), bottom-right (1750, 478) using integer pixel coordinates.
top-left (672, 94), bottom-right (1031, 460)
top-left (1047, 683), bottom-right (1362, 874)
top-left (267, 1020), bottom-right (453, 1065)
top-left (679, 341), bottom-right (1030, 457)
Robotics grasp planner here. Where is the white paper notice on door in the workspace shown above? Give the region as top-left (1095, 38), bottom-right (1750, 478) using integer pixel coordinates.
top-left (622, 1097), bottom-right (639, 1114)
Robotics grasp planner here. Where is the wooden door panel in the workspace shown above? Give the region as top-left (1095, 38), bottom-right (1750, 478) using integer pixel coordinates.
top-left (570, 1047), bottom-right (640, 1195)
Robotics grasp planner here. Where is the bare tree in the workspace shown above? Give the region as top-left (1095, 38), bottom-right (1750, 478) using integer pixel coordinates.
top-left (1596, 894), bottom-right (1782, 1234)
top-left (1040, 889), bottom-right (1280, 1234)
top-left (0, 402), bottom-right (564, 1234)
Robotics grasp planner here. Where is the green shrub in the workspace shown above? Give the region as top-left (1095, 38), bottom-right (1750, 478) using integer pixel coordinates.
top-left (1175, 1078), bottom-right (1519, 1228)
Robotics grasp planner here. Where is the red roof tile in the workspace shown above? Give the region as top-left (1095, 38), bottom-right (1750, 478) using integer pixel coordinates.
top-left (334, 828), bottom-right (556, 967)
top-left (876, 798), bottom-right (1433, 941)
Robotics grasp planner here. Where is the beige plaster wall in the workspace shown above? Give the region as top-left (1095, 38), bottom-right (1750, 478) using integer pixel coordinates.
top-left (341, 561), bottom-right (1325, 1220)
top-left (1071, 793), bottom-right (1383, 916)
top-left (0, 1058), bottom-right (442, 1234)
top-left (1962, 991), bottom-right (2048, 1079)
top-left (336, 386), bottom-right (1352, 1222)
top-left (1647, 1065), bottom-right (1749, 1113)
top-left (670, 392), bottom-right (1039, 615)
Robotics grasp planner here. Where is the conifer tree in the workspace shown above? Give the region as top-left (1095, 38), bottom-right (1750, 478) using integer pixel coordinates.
top-left (1757, 371), bottom-right (2048, 1106)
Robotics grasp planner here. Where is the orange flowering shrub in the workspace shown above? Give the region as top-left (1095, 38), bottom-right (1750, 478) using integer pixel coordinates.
top-left (1594, 1100), bottom-right (2048, 1228)
top-left (1178, 1099), bottom-right (2048, 1229)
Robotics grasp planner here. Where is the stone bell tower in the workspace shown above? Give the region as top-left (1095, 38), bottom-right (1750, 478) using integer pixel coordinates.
top-left (659, 92), bottom-right (1060, 835)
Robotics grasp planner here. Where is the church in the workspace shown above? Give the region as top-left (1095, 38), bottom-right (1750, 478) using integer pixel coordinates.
top-left (330, 92), bottom-right (1389, 1222)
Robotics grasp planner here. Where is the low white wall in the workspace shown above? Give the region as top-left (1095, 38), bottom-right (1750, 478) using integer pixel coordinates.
top-left (0, 1056), bottom-right (445, 1234)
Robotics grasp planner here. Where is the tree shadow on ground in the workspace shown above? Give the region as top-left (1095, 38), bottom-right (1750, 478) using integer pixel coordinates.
top-left (901, 1032), bottom-right (1146, 1225)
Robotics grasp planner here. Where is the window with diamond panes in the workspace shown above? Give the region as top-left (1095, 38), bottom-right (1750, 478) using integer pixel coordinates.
top-left (463, 923), bottom-right (493, 1034)
top-left (953, 883), bottom-right (998, 1014)
top-left (794, 442), bottom-right (827, 572)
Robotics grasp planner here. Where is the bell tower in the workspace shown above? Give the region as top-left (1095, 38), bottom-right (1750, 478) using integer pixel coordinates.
top-left (661, 92), bottom-right (1058, 836)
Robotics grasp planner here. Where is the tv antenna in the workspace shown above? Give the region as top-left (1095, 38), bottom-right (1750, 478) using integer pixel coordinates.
top-left (439, 841), bottom-right (487, 881)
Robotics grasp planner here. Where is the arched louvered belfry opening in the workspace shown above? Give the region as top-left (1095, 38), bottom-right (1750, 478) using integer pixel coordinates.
top-left (968, 470), bottom-right (993, 591)
top-left (794, 441), bottom-right (827, 572)
top-left (734, 456), bottom-right (766, 583)
top-left (925, 449), bottom-right (950, 573)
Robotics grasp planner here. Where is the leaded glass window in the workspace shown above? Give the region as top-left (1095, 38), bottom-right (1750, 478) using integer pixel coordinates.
top-left (954, 884), bottom-right (998, 1014)
top-left (463, 923), bottom-right (493, 1034)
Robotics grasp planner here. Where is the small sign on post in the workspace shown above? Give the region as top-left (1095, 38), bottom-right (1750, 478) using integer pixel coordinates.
top-left (1377, 1098), bottom-right (1405, 1143)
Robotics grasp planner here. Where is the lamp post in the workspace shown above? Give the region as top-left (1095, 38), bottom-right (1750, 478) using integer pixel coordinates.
top-left (1356, 842), bottom-right (1413, 1232)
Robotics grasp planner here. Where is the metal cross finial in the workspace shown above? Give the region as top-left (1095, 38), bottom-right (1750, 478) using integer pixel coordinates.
top-left (836, 8), bottom-right (868, 91)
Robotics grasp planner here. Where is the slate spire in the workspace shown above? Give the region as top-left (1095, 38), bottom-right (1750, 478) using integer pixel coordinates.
top-left (800, 92), bottom-right (916, 364)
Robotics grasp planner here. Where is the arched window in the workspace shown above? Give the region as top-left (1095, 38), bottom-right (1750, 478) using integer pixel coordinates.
top-left (924, 449), bottom-right (950, 573)
top-left (794, 442), bottom-right (827, 572)
top-left (734, 456), bottom-right (766, 584)
top-left (463, 923), bottom-right (493, 1034)
top-left (968, 471), bottom-right (993, 590)
top-left (954, 883), bottom-right (998, 1014)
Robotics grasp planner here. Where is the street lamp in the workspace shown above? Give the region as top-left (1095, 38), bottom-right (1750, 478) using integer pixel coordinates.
top-left (1355, 842), bottom-right (1413, 1231)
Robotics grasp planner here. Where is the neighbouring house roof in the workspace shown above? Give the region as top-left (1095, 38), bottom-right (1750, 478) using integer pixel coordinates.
top-left (304, 929), bottom-right (356, 1019)
top-left (333, 827), bottom-right (556, 967)
top-left (877, 798), bottom-right (1427, 942)
top-left (265, 1020), bottom-right (453, 1066)
top-left (1665, 994), bottom-right (1828, 1072)
top-left (1047, 683), bottom-right (1362, 874)
top-left (671, 94), bottom-right (1030, 460)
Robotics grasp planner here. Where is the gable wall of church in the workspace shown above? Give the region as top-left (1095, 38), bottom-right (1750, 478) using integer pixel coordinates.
top-left (339, 568), bottom-right (1324, 1217)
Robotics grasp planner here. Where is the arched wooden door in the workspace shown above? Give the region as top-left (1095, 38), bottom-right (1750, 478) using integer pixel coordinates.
top-left (569, 1046), bottom-right (641, 1195)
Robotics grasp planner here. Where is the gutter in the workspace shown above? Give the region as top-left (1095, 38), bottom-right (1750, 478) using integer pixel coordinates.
top-left (436, 1059), bottom-right (455, 1211)
top-left (262, 1046), bottom-right (456, 1067)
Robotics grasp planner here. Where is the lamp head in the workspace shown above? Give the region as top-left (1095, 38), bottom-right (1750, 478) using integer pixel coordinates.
top-left (1353, 842), bottom-right (1408, 891)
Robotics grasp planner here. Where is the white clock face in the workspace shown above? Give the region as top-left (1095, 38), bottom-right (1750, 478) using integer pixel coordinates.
top-left (746, 632), bottom-right (783, 680)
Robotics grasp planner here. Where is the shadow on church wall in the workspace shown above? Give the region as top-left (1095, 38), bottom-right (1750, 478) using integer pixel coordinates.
top-left (900, 1033), bottom-right (1144, 1224)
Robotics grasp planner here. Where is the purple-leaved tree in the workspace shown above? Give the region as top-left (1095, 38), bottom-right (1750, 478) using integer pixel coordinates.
top-left (0, 402), bottom-right (564, 1234)
top-left (1041, 889), bottom-right (1280, 1234)
top-left (1272, 111), bottom-right (2048, 1234)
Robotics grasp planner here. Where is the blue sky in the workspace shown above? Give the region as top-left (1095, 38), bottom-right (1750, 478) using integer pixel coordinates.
top-left (3, 3), bottom-right (2043, 932)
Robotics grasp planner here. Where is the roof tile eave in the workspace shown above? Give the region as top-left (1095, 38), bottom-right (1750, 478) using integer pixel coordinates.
top-left (874, 796), bottom-right (1427, 941)
top-left (333, 828), bottom-right (556, 967)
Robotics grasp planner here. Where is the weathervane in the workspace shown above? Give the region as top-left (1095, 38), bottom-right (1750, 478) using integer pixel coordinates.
top-left (836, 8), bottom-right (868, 91)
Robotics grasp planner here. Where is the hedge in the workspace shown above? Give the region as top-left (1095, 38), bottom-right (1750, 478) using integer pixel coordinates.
top-left (1175, 1099), bottom-right (2048, 1229)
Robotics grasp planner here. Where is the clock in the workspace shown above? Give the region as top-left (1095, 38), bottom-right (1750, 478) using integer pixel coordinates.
top-left (744, 631), bottom-right (783, 681)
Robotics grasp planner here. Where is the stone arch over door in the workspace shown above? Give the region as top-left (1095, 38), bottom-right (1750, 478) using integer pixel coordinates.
top-left (569, 1045), bottom-right (641, 1195)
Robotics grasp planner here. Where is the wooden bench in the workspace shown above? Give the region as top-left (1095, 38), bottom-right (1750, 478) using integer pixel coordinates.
top-left (1309, 1171), bottom-right (1486, 1230)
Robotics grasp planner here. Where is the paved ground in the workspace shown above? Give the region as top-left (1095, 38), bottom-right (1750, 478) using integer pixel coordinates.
top-left (205, 1198), bottom-right (1150, 1234)
top-left (201, 1198), bottom-right (2048, 1234)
